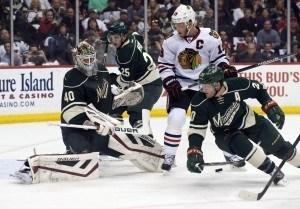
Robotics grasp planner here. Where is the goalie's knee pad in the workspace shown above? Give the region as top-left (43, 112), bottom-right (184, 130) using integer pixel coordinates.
top-left (287, 148), bottom-right (300, 167)
top-left (167, 108), bottom-right (186, 131)
top-left (17, 153), bottom-right (100, 184)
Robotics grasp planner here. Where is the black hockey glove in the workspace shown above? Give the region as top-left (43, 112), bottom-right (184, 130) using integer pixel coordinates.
top-left (163, 76), bottom-right (182, 100)
top-left (187, 147), bottom-right (204, 173)
top-left (262, 100), bottom-right (285, 129)
top-left (218, 63), bottom-right (238, 78)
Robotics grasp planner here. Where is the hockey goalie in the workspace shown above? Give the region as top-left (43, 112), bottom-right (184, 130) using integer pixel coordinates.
top-left (12, 104), bottom-right (164, 184)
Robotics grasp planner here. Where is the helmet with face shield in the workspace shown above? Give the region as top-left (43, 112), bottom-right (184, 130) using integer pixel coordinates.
top-left (107, 22), bottom-right (128, 43)
top-left (171, 5), bottom-right (196, 30)
top-left (72, 41), bottom-right (96, 73)
top-left (198, 65), bottom-right (224, 92)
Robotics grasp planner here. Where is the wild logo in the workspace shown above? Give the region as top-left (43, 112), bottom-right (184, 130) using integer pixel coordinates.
top-left (209, 30), bottom-right (219, 39)
top-left (178, 48), bottom-right (201, 70)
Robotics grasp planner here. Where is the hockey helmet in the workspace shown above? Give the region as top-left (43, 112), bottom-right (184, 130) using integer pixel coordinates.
top-left (108, 22), bottom-right (128, 35)
top-left (72, 41), bottom-right (96, 73)
top-left (171, 5), bottom-right (196, 28)
top-left (198, 65), bottom-right (224, 84)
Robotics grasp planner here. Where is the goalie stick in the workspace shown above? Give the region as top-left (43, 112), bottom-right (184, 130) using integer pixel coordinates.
top-left (48, 122), bottom-right (149, 135)
top-left (239, 134), bottom-right (300, 201)
top-left (181, 51), bottom-right (299, 91)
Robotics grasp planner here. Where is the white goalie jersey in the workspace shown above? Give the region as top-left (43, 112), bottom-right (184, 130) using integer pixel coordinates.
top-left (158, 28), bottom-right (229, 90)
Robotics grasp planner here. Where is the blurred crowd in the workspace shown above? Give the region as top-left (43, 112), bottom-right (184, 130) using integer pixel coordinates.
top-left (0, 0), bottom-right (299, 66)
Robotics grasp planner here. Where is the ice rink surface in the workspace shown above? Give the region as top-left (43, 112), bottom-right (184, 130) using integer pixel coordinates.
top-left (0, 115), bottom-right (299, 209)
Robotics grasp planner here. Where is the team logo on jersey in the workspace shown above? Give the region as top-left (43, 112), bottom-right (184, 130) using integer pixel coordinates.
top-left (96, 79), bottom-right (109, 102)
top-left (209, 30), bottom-right (219, 39)
top-left (178, 48), bottom-right (201, 70)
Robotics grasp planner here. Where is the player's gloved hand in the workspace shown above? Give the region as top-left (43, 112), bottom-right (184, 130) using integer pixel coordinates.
top-left (111, 84), bottom-right (123, 95)
top-left (83, 120), bottom-right (112, 136)
top-left (163, 76), bottom-right (182, 100)
top-left (187, 147), bottom-right (204, 173)
top-left (219, 63), bottom-right (238, 78)
top-left (262, 100), bottom-right (285, 129)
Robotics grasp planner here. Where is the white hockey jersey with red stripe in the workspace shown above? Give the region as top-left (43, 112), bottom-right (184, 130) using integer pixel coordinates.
top-left (158, 27), bottom-right (229, 90)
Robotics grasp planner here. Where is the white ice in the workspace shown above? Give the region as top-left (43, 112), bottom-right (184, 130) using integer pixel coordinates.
top-left (0, 116), bottom-right (300, 209)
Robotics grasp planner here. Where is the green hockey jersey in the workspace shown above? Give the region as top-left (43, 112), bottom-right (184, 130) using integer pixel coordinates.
top-left (61, 64), bottom-right (112, 127)
top-left (115, 33), bottom-right (161, 87)
top-left (188, 77), bottom-right (272, 146)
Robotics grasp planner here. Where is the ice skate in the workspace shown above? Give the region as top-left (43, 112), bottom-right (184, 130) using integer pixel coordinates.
top-left (161, 154), bottom-right (176, 172)
top-left (224, 154), bottom-right (247, 172)
top-left (13, 168), bottom-right (33, 184)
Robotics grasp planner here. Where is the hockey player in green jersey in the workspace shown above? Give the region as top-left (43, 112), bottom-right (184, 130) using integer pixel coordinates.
top-left (106, 22), bottom-right (162, 130)
top-left (187, 65), bottom-right (300, 185)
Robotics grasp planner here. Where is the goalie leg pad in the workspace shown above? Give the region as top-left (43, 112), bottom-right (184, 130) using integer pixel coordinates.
top-left (25, 152), bottom-right (100, 183)
top-left (108, 133), bottom-right (164, 172)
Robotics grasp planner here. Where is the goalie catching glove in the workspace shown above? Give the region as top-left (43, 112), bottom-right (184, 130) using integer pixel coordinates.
top-left (187, 147), bottom-right (204, 173)
top-left (262, 99), bottom-right (285, 129)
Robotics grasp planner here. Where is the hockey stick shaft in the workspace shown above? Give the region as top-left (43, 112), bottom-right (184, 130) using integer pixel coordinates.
top-left (203, 160), bottom-right (244, 167)
top-left (181, 51), bottom-right (299, 91)
top-left (48, 122), bottom-right (148, 135)
top-left (239, 134), bottom-right (300, 201)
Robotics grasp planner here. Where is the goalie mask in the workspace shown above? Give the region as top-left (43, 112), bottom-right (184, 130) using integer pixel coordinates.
top-left (72, 41), bottom-right (96, 75)
top-left (171, 5), bottom-right (195, 35)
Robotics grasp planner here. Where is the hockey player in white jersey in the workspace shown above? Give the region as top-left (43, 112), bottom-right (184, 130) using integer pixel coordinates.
top-left (158, 5), bottom-right (243, 171)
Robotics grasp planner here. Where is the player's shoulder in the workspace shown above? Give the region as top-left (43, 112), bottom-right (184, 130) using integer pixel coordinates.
top-left (200, 28), bottom-right (221, 41)
top-left (191, 91), bottom-right (207, 107)
top-left (224, 77), bottom-right (253, 91)
top-left (64, 68), bottom-right (88, 87)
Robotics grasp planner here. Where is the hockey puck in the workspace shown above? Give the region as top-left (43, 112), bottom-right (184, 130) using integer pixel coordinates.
top-left (215, 168), bottom-right (223, 172)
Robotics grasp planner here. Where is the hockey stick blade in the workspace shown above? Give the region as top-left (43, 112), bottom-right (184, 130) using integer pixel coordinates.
top-left (239, 134), bottom-right (300, 201)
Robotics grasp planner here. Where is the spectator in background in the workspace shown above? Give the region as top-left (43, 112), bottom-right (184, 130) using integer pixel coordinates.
top-left (102, 0), bottom-right (120, 28)
top-left (203, 8), bottom-right (215, 30)
top-left (148, 0), bottom-right (161, 20)
top-left (280, 17), bottom-right (300, 48)
top-left (235, 42), bottom-right (263, 63)
top-left (147, 34), bottom-right (164, 64)
top-left (47, 23), bottom-right (75, 64)
top-left (161, 0), bottom-right (172, 10)
top-left (82, 9), bottom-right (107, 31)
top-left (193, 0), bottom-right (207, 20)
top-left (118, 9), bottom-right (130, 25)
top-left (157, 7), bottom-right (172, 37)
top-left (217, 0), bottom-right (233, 31)
top-left (25, 0), bottom-right (51, 10)
top-left (148, 19), bottom-right (164, 40)
top-left (219, 30), bottom-right (234, 62)
top-left (256, 20), bottom-right (281, 53)
top-left (127, 0), bottom-right (144, 23)
top-left (85, 17), bottom-right (107, 40)
top-left (289, 42), bottom-right (300, 62)
top-left (257, 8), bottom-right (276, 31)
top-left (0, 28), bottom-right (29, 60)
top-left (0, 42), bottom-right (23, 66)
top-left (167, 0), bottom-right (180, 19)
top-left (232, 0), bottom-right (246, 26)
top-left (38, 9), bottom-right (59, 47)
top-left (61, 7), bottom-right (84, 40)
top-left (50, 0), bottom-right (66, 24)
top-left (127, 21), bottom-right (139, 34)
top-left (26, 0), bottom-right (44, 30)
top-left (236, 31), bottom-right (260, 53)
top-left (234, 8), bottom-right (258, 37)
top-left (270, 0), bottom-right (285, 25)
top-left (261, 41), bottom-right (278, 61)
top-left (250, 0), bottom-right (264, 19)
top-left (24, 43), bottom-right (48, 65)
